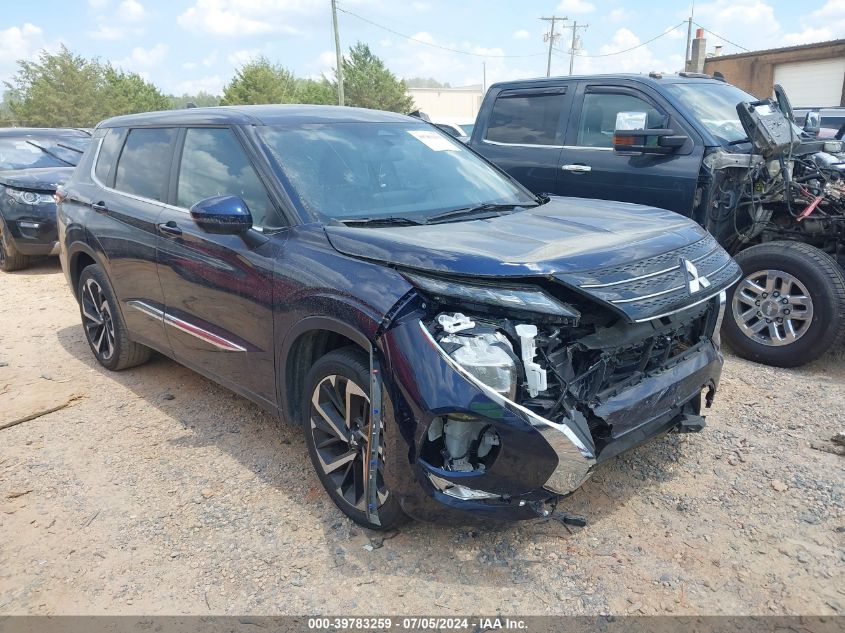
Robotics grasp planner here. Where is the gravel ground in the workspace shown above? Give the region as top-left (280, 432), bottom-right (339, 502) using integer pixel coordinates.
top-left (0, 259), bottom-right (843, 616)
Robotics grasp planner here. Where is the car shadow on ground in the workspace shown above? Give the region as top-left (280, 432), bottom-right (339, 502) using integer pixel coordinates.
top-left (54, 321), bottom-right (691, 586)
top-left (6, 257), bottom-right (63, 276)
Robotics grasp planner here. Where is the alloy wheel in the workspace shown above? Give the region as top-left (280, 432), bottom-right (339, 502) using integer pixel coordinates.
top-left (309, 374), bottom-right (388, 512)
top-left (81, 278), bottom-right (116, 361)
top-left (731, 269), bottom-right (814, 346)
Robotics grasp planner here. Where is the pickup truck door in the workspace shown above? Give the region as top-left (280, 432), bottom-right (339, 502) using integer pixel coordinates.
top-left (557, 82), bottom-right (703, 216)
top-left (471, 85), bottom-right (572, 195)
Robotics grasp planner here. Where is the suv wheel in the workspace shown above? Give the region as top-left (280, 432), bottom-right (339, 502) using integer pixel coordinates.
top-left (724, 241), bottom-right (845, 367)
top-left (301, 347), bottom-right (406, 530)
top-left (0, 218), bottom-right (31, 272)
top-left (78, 265), bottom-right (152, 371)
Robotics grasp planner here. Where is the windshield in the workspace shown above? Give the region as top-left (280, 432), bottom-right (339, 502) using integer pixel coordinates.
top-left (0, 136), bottom-right (90, 170)
top-left (664, 82), bottom-right (758, 144)
top-left (258, 122), bottom-right (535, 221)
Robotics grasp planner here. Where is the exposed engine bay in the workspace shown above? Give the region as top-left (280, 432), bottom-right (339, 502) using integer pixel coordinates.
top-left (701, 98), bottom-right (845, 266)
top-left (420, 295), bottom-right (719, 473)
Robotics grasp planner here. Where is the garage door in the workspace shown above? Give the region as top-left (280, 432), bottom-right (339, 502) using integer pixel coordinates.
top-left (773, 58), bottom-right (845, 107)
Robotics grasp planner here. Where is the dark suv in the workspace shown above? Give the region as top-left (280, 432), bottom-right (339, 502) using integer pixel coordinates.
top-left (0, 128), bottom-right (91, 271)
top-left (58, 105), bottom-right (739, 528)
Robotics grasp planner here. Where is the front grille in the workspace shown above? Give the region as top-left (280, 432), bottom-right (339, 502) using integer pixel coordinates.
top-left (555, 235), bottom-right (741, 322)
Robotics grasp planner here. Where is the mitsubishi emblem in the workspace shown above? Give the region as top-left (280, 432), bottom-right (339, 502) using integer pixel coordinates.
top-left (681, 259), bottom-right (710, 294)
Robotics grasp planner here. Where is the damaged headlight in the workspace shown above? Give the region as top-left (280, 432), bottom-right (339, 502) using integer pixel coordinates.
top-left (404, 271), bottom-right (579, 319)
top-left (6, 188), bottom-right (52, 205)
top-left (439, 325), bottom-right (518, 400)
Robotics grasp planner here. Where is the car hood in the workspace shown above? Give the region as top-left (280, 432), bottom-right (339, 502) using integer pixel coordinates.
top-left (324, 196), bottom-right (709, 278)
top-left (0, 167), bottom-right (75, 192)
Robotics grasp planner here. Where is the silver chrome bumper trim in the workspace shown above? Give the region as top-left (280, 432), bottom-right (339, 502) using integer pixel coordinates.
top-left (418, 321), bottom-right (595, 496)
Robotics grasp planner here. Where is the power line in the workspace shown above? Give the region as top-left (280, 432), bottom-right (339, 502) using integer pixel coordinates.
top-left (552, 21), bottom-right (686, 58)
top-left (336, 7), bottom-right (548, 58)
top-left (692, 21), bottom-right (750, 52)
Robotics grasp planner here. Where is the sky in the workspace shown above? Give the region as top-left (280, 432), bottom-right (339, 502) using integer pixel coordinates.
top-left (1, 0), bottom-right (843, 96)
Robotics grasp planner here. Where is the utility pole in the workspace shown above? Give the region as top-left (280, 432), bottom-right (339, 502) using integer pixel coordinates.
top-left (684, 1), bottom-right (695, 71)
top-left (331, 0), bottom-right (344, 106)
top-left (560, 21), bottom-right (588, 75)
top-left (540, 16), bottom-right (565, 77)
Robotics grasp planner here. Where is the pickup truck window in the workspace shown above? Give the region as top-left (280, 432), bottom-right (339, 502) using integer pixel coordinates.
top-left (576, 93), bottom-right (663, 148)
top-left (663, 82), bottom-right (754, 144)
top-left (485, 92), bottom-right (565, 146)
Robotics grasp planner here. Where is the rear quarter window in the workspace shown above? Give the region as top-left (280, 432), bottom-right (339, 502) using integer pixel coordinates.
top-left (114, 128), bottom-right (177, 201)
top-left (485, 92), bottom-right (566, 145)
top-left (94, 129), bottom-right (124, 186)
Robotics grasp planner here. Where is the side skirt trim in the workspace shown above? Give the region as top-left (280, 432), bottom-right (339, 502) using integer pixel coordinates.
top-left (126, 300), bottom-right (247, 352)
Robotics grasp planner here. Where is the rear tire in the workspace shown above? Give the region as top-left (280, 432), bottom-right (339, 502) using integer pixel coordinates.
top-left (0, 218), bottom-right (32, 272)
top-left (301, 346), bottom-right (406, 530)
top-left (78, 264), bottom-right (152, 371)
top-left (723, 241), bottom-right (845, 367)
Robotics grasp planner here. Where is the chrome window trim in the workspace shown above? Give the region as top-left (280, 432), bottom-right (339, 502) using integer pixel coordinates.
top-left (480, 138), bottom-right (564, 149)
top-left (560, 145), bottom-right (615, 152)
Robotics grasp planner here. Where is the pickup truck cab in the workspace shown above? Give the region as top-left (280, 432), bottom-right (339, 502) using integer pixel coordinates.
top-left (469, 74), bottom-right (845, 367)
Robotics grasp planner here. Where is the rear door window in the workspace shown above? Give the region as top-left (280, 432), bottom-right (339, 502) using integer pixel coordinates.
top-left (485, 89), bottom-right (567, 145)
top-left (176, 127), bottom-right (280, 228)
top-left (114, 128), bottom-right (177, 201)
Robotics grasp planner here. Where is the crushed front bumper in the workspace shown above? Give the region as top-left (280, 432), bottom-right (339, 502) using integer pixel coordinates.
top-left (378, 312), bottom-right (723, 524)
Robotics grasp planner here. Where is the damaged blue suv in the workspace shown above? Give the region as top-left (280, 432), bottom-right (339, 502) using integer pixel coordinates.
top-left (58, 105), bottom-right (740, 528)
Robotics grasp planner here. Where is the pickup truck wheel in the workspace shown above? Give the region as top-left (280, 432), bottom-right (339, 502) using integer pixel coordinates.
top-left (301, 347), bottom-right (406, 530)
top-left (724, 242), bottom-right (845, 367)
top-left (0, 218), bottom-right (32, 272)
top-left (78, 265), bottom-right (152, 371)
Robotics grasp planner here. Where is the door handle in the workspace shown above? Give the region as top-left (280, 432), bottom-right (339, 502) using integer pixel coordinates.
top-left (91, 201), bottom-right (108, 214)
top-left (561, 164), bottom-right (592, 173)
top-left (157, 221), bottom-right (182, 237)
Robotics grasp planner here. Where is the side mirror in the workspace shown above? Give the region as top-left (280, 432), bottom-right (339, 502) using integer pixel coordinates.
top-left (190, 195), bottom-right (253, 235)
top-left (803, 111), bottom-right (821, 136)
top-left (613, 111), bottom-right (688, 154)
top-left (773, 84), bottom-right (795, 123)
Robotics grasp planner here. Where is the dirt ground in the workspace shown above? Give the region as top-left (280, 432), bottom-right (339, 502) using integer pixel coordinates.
top-left (0, 258), bottom-right (843, 616)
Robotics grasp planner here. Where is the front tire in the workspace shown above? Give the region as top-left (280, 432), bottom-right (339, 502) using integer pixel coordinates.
top-left (0, 218), bottom-right (31, 272)
top-left (78, 265), bottom-right (152, 371)
top-left (724, 241), bottom-right (845, 367)
top-left (301, 347), bottom-right (406, 530)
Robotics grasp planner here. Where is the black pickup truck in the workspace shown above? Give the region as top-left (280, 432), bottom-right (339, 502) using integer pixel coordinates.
top-left (468, 73), bottom-right (845, 367)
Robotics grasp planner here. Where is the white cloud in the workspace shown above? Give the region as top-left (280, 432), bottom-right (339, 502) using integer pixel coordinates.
top-left (88, 0), bottom-right (110, 8)
top-left (411, 1), bottom-right (431, 11)
top-left (513, 29), bottom-right (531, 40)
top-left (116, 0), bottom-right (146, 22)
top-left (663, 24), bottom-right (685, 40)
top-left (88, 24), bottom-right (128, 40)
top-left (177, 0), bottom-right (316, 36)
top-left (555, 0), bottom-right (595, 14)
top-left (0, 23), bottom-right (46, 82)
top-left (228, 49), bottom-right (261, 66)
top-left (573, 27), bottom-right (673, 75)
top-left (694, 0), bottom-right (779, 52)
top-left (116, 43), bottom-right (169, 72)
top-left (608, 8), bottom-right (632, 22)
top-left (782, 27), bottom-right (835, 45)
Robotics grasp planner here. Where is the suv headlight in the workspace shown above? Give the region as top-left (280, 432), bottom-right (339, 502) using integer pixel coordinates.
top-left (404, 271), bottom-right (579, 320)
top-left (440, 330), bottom-right (517, 400)
top-left (6, 188), bottom-right (52, 205)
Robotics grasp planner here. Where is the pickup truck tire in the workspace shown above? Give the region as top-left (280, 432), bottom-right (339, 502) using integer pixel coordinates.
top-left (724, 241), bottom-right (845, 367)
top-left (0, 218), bottom-right (32, 272)
top-left (302, 347), bottom-right (407, 530)
top-left (78, 264), bottom-right (152, 371)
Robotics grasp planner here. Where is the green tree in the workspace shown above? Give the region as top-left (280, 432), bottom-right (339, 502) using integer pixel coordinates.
top-left (4, 45), bottom-right (168, 127)
top-left (294, 77), bottom-right (335, 105)
top-left (168, 91), bottom-right (221, 109)
top-left (102, 66), bottom-right (169, 117)
top-left (336, 42), bottom-right (414, 113)
top-left (221, 58), bottom-right (298, 105)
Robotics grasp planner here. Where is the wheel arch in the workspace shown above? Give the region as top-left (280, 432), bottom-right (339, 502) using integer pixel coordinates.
top-left (279, 316), bottom-right (374, 424)
top-left (67, 241), bottom-right (108, 296)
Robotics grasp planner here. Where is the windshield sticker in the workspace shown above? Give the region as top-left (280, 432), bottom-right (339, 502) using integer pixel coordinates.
top-left (408, 130), bottom-right (459, 151)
